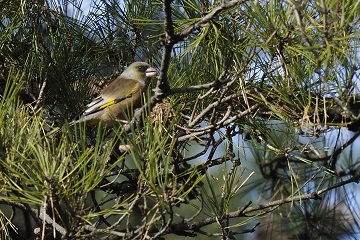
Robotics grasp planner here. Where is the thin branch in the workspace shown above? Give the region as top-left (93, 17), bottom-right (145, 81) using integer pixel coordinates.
top-left (178, 103), bottom-right (259, 142)
top-left (33, 75), bottom-right (47, 111)
top-left (167, 70), bottom-right (227, 96)
top-left (283, 0), bottom-right (311, 48)
top-left (166, 172), bottom-right (360, 235)
top-left (308, 131), bottom-right (360, 163)
top-left (39, 205), bottom-right (67, 236)
top-left (178, 0), bottom-right (249, 40)
top-left (83, 225), bottom-right (126, 237)
top-left (188, 92), bottom-right (240, 127)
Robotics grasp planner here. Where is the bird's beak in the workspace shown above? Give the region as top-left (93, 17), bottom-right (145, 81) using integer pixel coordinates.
top-left (146, 67), bottom-right (157, 77)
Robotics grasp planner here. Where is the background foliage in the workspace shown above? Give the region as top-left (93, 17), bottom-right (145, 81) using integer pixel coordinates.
top-left (0, 0), bottom-right (360, 239)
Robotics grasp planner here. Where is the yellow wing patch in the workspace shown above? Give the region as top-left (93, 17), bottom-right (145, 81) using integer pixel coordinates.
top-left (99, 99), bottom-right (116, 110)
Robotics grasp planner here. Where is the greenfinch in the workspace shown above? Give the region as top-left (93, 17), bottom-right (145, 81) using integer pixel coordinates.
top-left (74, 62), bottom-right (157, 126)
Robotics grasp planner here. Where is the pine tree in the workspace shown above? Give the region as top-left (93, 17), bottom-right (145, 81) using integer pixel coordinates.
top-left (0, 0), bottom-right (359, 239)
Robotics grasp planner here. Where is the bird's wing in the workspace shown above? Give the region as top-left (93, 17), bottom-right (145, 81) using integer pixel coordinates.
top-left (82, 79), bottom-right (143, 116)
top-left (82, 95), bottom-right (111, 115)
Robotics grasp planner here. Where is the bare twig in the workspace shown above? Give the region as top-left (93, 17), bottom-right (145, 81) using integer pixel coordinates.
top-left (39, 204), bottom-right (67, 236)
top-left (178, 0), bottom-right (249, 40)
top-left (33, 76), bottom-right (47, 111)
top-left (178, 103), bottom-right (259, 142)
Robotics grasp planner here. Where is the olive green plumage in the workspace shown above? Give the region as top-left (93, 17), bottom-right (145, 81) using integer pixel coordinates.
top-left (75, 62), bottom-right (157, 126)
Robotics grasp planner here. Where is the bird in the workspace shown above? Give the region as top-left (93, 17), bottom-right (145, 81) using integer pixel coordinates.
top-left (73, 62), bottom-right (157, 126)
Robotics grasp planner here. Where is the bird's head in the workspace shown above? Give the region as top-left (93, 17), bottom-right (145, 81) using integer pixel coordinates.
top-left (121, 62), bottom-right (157, 82)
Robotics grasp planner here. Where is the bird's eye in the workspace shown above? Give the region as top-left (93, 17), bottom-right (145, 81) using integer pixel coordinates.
top-left (138, 66), bottom-right (145, 71)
